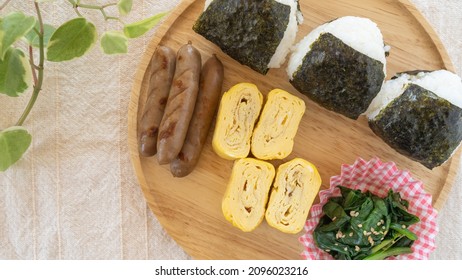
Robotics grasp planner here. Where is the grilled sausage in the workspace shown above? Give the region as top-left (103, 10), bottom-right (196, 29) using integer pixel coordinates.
top-left (170, 54), bottom-right (224, 177)
top-left (138, 45), bottom-right (176, 157)
top-left (157, 41), bottom-right (202, 164)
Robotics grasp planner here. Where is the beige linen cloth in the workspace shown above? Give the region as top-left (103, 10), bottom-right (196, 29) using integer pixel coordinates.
top-left (0, 0), bottom-right (461, 259)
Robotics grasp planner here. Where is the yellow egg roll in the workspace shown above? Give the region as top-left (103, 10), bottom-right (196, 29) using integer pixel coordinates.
top-left (222, 158), bottom-right (275, 232)
top-left (265, 158), bottom-right (321, 234)
top-left (212, 83), bottom-right (263, 160)
top-left (251, 89), bottom-right (305, 160)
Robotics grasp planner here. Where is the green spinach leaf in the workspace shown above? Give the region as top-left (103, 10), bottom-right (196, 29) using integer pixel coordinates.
top-left (314, 186), bottom-right (420, 260)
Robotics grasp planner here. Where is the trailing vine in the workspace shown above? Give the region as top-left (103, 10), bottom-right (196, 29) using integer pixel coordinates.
top-left (0, 0), bottom-right (168, 171)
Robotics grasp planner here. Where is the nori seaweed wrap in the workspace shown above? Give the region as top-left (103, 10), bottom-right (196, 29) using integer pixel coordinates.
top-left (193, 0), bottom-right (302, 74)
top-left (287, 16), bottom-right (387, 119)
top-left (367, 70), bottom-right (462, 169)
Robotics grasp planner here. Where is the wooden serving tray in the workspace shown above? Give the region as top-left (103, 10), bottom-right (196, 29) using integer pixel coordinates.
top-left (128, 0), bottom-right (460, 259)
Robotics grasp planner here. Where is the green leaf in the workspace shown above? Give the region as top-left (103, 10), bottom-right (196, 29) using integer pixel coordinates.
top-left (117, 0), bottom-right (133, 16)
top-left (313, 186), bottom-right (419, 260)
top-left (317, 201), bottom-right (350, 232)
top-left (0, 47), bottom-right (32, 97)
top-left (339, 186), bottom-right (366, 210)
top-left (100, 31), bottom-right (128, 55)
top-left (123, 11), bottom-right (168, 38)
top-left (0, 126), bottom-right (32, 172)
top-left (46, 18), bottom-right (97, 62)
top-left (24, 23), bottom-right (56, 48)
top-left (0, 12), bottom-right (36, 59)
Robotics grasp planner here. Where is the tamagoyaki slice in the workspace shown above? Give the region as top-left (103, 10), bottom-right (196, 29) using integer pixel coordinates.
top-left (222, 158), bottom-right (275, 232)
top-left (212, 83), bottom-right (263, 160)
top-left (265, 158), bottom-right (321, 234)
top-left (251, 89), bottom-right (305, 160)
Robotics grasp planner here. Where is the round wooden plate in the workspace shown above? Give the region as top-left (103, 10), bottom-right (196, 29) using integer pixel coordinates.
top-left (128, 0), bottom-right (460, 259)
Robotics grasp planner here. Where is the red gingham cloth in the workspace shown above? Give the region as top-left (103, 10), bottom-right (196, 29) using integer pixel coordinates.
top-left (299, 157), bottom-right (438, 260)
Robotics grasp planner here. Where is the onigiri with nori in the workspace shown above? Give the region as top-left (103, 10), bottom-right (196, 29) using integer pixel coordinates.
top-left (193, 0), bottom-right (303, 74)
top-left (287, 16), bottom-right (387, 119)
top-left (367, 70), bottom-right (462, 169)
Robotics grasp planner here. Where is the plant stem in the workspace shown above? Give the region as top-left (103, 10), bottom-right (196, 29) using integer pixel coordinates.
top-left (102, 3), bottom-right (117, 8)
top-left (67, 0), bottom-right (121, 22)
top-left (28, 45), bottom-right (38, 86)
top-left (370, 238), bottom-right (394, 254)
top-left (0, 0), bottom-right (12, 11)
top-left (16, 2), bottom-right (45, 127)
top-left (389, 223), bottom-right (418, 240)
top-left (73, 6), bottom-right (83, 17)
top-left (363, 247), bottom-right (413, 260)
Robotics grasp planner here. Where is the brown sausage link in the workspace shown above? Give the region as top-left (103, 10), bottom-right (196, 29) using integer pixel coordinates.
top-left (157, 42), bottom-right (202, 164)
top-left (170, 54), bottom-right (224, 177)
top-left (138, 45), bottom-right (176, 157)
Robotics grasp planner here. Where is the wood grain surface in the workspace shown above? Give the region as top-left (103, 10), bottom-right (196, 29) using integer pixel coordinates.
top-left (128, 0), bottom-right (459, 259)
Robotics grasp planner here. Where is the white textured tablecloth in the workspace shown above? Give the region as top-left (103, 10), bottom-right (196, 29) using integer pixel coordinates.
top-left (0, 0), bottom-right (461, 260)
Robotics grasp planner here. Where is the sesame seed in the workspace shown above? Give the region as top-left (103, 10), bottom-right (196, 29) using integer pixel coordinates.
top-left (344, 247), bottom-right (348, 251)
top-left (402, 225), bottom-right (406, 229)
top-left (380, 219), bottom-right (384, 224)
top-left (325, 249), bottom-right (331, 252)
top-left (349, 232), bottom-right (353, 237)
top-left (332, 216), bottom-right (337, 221)
top-left (368, 236), bottom-right (374, 246)
top-left (382, 226), bottom-right (386, 230)
top-left (350, 211), bottom-right (356, 217)
top-left (358, 224), bottom-right (363, 228)
top-left (363, 230), bottom-right (367, 235)
top-left (355, 246), bottom-right (360, 252)
top-left (377, 221), bottom-right (381, 226)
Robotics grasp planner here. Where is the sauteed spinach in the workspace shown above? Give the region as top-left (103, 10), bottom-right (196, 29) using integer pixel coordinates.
top-left (313, 186), bottom-right (419, 260)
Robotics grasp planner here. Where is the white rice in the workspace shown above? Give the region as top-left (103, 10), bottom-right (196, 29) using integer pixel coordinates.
top-left (366, 70), bottom-right (462, 120)
top-left (204, 0), bottom-right (213, 10)
top-left (287, 16), bottom-right (387, 79)
top-left (267, 0), bottom-right (302, 68)
top-left (204, 0), bottom-right (302, 69)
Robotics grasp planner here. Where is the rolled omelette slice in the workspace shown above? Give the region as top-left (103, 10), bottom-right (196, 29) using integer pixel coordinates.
top-left (212, 83), bottom-right (263, 160)
top-left (251, 89), bottom-right (305, 160)
top-left (222, 158), bottom-right (275, 232)
top-left (265, 158), bottom-right (321, 234)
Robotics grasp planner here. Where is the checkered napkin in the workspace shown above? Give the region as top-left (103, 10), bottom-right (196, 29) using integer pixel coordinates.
top-left (299, 157), bottom-right (438, 260)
